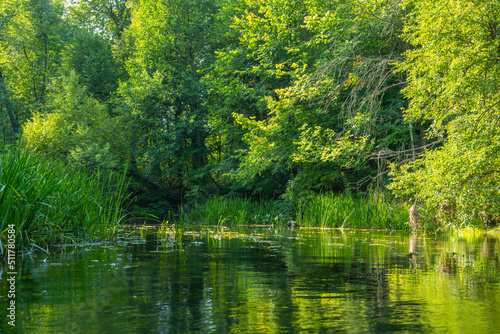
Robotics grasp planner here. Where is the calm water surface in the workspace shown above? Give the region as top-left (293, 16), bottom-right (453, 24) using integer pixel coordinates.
top-left (1, 227), bottom-right (500, 333)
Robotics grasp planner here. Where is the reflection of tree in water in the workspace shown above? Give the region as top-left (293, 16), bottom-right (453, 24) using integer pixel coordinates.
top-left (435, 235), bottom-right (499, 276)
top-left (12, 230), bottom-right (500, 333)
top-left (480, 236), bottom-right (498, 260)
top-left (408, 234), bottom-right (419, 254)
top-left (408, 234), bottom-right (421, 268)
top-left (438, 254), bottom-right (457, 275)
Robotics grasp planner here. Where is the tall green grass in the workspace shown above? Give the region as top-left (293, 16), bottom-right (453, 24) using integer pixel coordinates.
top-left (186, 197), bottom-right (293, 226)
top-left (0, 144), bottom-right (130, 253)
top-left (186, 192), bottom-right (408, 229)
top-left (296, 191), bottom-right (409, 229)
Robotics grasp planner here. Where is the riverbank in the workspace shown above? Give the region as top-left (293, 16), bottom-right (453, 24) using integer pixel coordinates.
top-left (182, 192), bottom-right (410, 230)
top-left (3, 144), bottom-right (496, 254)
top-left (177, 193), bottom-right (499, 232)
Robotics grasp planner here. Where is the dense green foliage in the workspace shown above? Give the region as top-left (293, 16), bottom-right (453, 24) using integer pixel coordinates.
top-left (389, 0), bottom-right (500, 229)
top-left (1, 0), bottom-right (498, 230)
top-left (23, 70), bottom-right (129, 170)
top-left (0, 144), bottom-right (130, 252)
top-left (222, 0), bottom-right (409, 201)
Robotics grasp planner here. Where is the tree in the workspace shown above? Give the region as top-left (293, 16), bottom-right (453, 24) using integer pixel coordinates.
top-left (220, 0), bottom-right (410, 201)
top-left (0, 0), bottom-right (65, 120)
top-left (0, 69), bottom-right (19, 139)
top-left (62, 29), bottom-right (121, 101)
top-left (23, 70), bottom-right (128, 171)
top-left (68, 0), bottom-right (132, 39)
top-left (65, 0), bottom-right (134, 61)
top-left (117, 0), bottom-right (220, 200)
top-left (389, 0), bottom-right (500, 227)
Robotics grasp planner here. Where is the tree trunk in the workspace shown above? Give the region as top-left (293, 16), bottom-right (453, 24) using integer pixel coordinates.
top-left (0, 71), bottom-right (20, 134)
top-left (419, 118), bottom-right (426, 147)
top-left (409, 200), bottom-right (420, 232)
top-left (5, 101), bottom-right (19, 135)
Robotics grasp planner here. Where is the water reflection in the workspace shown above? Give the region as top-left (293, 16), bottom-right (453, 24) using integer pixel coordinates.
top-left (1, 229), bottom-right (500, 333)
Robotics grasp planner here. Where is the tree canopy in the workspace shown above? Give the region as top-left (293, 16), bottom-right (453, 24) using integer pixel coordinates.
top-left (2, 0), bottom-right (498, 226)
top-left (389, 0), bottom-right (500, 227)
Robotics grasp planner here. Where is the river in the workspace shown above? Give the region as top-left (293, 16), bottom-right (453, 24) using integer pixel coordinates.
top-left (1, 227), bottom-right (499, 333)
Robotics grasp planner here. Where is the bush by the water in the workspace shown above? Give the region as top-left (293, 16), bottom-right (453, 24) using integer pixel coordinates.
top-left (0, 144), bottom-right (130, 253)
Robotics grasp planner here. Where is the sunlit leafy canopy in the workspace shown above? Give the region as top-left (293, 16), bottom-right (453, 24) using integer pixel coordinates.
top-left (0, 0), bottom-right (65, 119)
top-left (65, 0), bottom-right (131, 39)
top-left (221, 0), bottom-right (409, 200)
top-left (397, 0), bottom-right (500, 133)
top-left (390, 0), bottom-right (500, 227)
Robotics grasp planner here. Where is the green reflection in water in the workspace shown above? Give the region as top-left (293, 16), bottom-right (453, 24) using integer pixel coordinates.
top-left (1, 229), bottom-right (499, 333)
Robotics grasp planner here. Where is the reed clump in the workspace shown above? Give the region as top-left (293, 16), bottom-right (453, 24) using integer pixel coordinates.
top-left (186, 192), bottom-right (408, 229)
top-left (296, 191), bottom-right (409, 229)
top-left (0, 144), bottom-right (130, 253)
top-left (186, 197), bottom-right (293, 226)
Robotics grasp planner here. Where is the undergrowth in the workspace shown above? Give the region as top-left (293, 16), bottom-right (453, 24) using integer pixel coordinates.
top-left (185, 191), bottom-right (409, 229)
top-left (186, 197), bottom-right (293, 226)
top-left (296, 191), bottom-right (409, 229)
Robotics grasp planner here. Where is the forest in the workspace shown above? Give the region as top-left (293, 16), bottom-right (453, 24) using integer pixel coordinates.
top-left (1, 0), bottom-right (500, 248)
